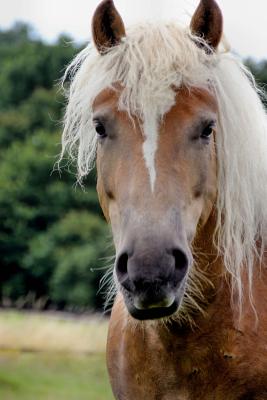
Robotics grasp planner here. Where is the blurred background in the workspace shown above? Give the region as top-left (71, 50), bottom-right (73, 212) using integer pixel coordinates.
top-left (0, 1), bottom-right (266, 399)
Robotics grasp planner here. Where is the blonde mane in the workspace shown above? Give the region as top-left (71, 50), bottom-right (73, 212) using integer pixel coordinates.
top-left (60, 22), bottom-right (267, 314)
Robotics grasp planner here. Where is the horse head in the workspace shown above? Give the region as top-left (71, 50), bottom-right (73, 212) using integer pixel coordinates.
top-left (91, 0), bottom-right (222, 320)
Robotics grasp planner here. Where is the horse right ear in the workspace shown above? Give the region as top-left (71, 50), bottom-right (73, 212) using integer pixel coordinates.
top-left (190, 0), bottom-right (223, 50)
top-left (92, 0), bottom-right (126, 54)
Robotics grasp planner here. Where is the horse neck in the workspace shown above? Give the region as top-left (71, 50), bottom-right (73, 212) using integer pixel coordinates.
top-left (175, 210), bottom-right (266, 332)
top-left (192, 210), bottom-right (226, 299)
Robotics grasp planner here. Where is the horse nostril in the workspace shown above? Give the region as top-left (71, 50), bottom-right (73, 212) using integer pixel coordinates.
top-left (116, 253), bottom-right (129, 283)
top-left (173, 248), bottom-right (189, 276)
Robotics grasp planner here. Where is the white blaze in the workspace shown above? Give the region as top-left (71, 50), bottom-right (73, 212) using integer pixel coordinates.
top-left (142, 113), bottom-right (159, 191)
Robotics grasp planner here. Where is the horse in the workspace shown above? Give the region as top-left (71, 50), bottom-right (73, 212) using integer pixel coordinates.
top-left (60, 0), bottom-right (267, 398)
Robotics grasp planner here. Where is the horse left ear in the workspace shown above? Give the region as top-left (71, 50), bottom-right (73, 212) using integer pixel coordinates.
top-left (92, 0), bottom-right (126, 54)
top-left (190, 0), bottom-right (223, 50)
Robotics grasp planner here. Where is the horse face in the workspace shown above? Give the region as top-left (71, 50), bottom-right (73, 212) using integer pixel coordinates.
top-left (94, 86), bottom-right (218, 320)
top-left (91, 0), bottom-right (221, 320)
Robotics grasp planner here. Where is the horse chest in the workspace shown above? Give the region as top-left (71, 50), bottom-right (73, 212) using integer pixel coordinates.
top-left (107, 318), bottom-right (267, 400)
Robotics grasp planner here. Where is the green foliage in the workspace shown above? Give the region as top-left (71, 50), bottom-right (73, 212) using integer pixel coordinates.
top-left (246, 59), bottom-right (267, 86)
top-left (0, 23), bottom-right (110, 311)
top-left (246, 58), bottom-right (267, 106)
top-left (25, 211), bottom-right (109, 309)
top-left (0, 88), bottom-right (64, 147)
top-left (0, 22), bottom-right (32, 46)
top-left (0, 24), bottom-right (76, 110)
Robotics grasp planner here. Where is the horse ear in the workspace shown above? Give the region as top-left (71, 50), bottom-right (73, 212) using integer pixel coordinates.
top-left (92, 0), bottom-right (126, 54)
top-left (190, 0), bottom-right (223, 50)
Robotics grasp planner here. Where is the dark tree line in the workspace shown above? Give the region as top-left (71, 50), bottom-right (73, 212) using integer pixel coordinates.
top-left (0, 23), bottom-right (266, 312)
top-left (0, 23), bottom-right (110, 312)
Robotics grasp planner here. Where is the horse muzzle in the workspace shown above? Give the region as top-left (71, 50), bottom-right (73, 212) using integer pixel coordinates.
top-left (115, 245), bottom-right (191, 320)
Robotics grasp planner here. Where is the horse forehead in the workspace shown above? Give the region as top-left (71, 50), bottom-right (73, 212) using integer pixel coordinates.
top-left (167, 87), bottom-right (218, 119)
top-left (158, 87), bottom-right (218, 141)
top-left (93, 87), bottom-right (120, 109)
top-left (93, 86), bottom-right (217, 153)
top-left (93, 86), bottom-right (217, 121)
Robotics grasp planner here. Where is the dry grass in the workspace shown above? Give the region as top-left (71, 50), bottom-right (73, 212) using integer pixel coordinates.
top-left (0, 310), bottom-right (108, 354)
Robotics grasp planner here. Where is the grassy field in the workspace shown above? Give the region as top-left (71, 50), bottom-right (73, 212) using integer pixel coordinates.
top-left (0, 311), bottom-right (114, 399)
top-left (0, 351), bottom-right (113, 400)
top-left (0, 310), bottom-right (108, 353)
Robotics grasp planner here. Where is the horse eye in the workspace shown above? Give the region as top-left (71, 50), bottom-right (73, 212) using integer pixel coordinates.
top-left (94, 120), bottom-right (107, 138)
top-left (200, 123), bottom-right (215, 140)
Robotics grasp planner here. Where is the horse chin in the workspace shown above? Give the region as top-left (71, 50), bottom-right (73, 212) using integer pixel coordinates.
top-left (125, 298), bottom-right (180, 321)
